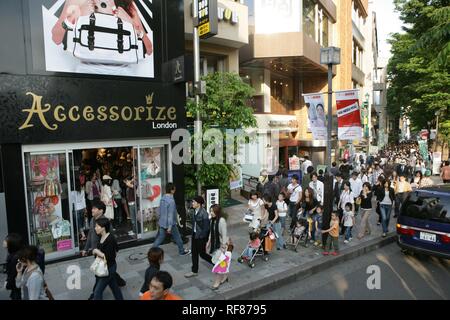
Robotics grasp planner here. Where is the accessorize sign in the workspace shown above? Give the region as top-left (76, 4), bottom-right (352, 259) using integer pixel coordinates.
top-left (0, 75), bottom-right (183, 144)
top-left (335, 89), bottom-right (362, 141)
top-left (303, 93), bottom-right (327, 140)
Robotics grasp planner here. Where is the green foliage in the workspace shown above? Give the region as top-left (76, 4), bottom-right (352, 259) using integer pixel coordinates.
top-left (184, 72), bottom-right (257, 202)
top-left (388, 0), bottom-right (450, 144)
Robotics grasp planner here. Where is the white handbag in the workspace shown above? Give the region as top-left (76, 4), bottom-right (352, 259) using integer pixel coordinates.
top-left (243, 210), bottom-right (254, 223)
top-left (70, 13), bottom-right (144, 64)
top-left (90, 256), bottom-right (109, 277)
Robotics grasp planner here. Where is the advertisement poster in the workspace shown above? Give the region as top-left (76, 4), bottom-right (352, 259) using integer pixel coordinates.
top-left (303, 93), bottom-right (327, 140)
top-left (433, 152), bottom-right (442, 175)
top-left (289, 155), bottom-right (300, 171)
top-left (229, 165), bottom-right (243, 190)
top-left (41, 0), bottom-right (155, 77)
top-left (335, 89), bottom-right (362, 141)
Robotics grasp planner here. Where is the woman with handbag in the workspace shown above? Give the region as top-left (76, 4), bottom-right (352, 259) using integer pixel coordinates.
top-left (91, 217), bottom-right (124, 300)
top-left (208, 204), bottom-right (230, 290)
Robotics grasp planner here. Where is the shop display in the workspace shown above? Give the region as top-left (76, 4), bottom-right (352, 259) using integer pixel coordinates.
top-left (27, 153), bottom-right (73, 254)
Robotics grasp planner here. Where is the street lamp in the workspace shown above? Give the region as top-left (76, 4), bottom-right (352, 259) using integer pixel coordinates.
top-left (320, 46), bottom-right (340, 249)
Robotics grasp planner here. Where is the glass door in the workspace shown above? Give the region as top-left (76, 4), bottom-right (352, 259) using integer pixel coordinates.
top-left (23, 151), bottom-right (76, 259)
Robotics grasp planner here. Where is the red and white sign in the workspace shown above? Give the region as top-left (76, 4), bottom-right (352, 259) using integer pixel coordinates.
top-left (336, 89), bottom-right (362, 141)
top-left (420, 129), bottom-right (429, 140)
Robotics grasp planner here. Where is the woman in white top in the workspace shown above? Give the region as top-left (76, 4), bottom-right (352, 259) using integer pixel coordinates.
top-left (101, 175), bottom-right (115, 221)
top-left (338, 182), bottom-right (355, 233)
top-left (71, 179), bottom-right (87, 240)
top-left (276, 192), bottom-right (288, 234)
top-left (248, 191), bottom-right (266, 231)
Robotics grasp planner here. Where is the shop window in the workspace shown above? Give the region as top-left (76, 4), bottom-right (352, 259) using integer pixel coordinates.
top-left (138, 147), bottom-right (167, 234)
top-left (24, 152), bottom-right (72, 255)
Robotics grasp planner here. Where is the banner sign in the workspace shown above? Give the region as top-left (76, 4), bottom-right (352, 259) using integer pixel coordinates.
top-left (303, 93), bottom-right (327, 140)
top-left (197, 0), bottom-right (218, 39)
top-left (335, 89), bottom-right (362, 141)
top-left (432, 152), bottom-right (442, 175)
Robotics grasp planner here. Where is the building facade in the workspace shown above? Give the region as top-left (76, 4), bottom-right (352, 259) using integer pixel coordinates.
top-left (0, 0), bottom-right (186, 262)
top-left (240, 0), bottom-right (338, 177)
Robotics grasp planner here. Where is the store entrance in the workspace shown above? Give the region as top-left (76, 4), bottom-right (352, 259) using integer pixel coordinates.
top-left (23, 140), bottom-right (169, 261)
top-left (72, 147), bottom-right (138, 245)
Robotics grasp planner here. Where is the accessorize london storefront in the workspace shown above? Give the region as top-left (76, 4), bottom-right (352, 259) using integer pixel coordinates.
top-left (22, 140), bottom-right (172, 260)
top-left (0, 0), bottom-right (186, 262)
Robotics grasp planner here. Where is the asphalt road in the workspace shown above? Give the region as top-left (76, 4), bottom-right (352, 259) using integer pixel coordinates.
top-left (254, 243), bottom-right (450, 300)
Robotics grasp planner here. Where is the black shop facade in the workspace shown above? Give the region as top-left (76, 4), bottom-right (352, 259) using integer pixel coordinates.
top-left (0, 0), bottom-right (187, 262)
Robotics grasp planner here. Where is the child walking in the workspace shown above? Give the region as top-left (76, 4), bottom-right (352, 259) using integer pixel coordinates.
top-left (322, 212), bottom-right (340, 256)
top-left (342, 202), bottom-right (355, 243)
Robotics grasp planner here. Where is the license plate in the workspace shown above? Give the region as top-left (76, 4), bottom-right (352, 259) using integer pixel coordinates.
top-left (420, 232), bottom-right (436, 242)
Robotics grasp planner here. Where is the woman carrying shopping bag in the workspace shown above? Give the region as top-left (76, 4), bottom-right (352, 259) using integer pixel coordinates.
top-left (91, 217), bottom-right (124, 300)
top-left (208, 204), bottom-right (230, 290)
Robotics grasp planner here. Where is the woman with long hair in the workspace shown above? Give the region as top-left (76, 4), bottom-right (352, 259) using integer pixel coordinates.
top-left (101, 175), bottom-right (115, 222)
top-left (376, 178), bottom-right (395, 237)
top-left (91, 217), bottom-right (124, 300)
top-left (3, 234), bottom-right (24, 300)
top-left (208, 204), bottom-right (230, 290)
top-left (15, 246), bottom-right (48, 300)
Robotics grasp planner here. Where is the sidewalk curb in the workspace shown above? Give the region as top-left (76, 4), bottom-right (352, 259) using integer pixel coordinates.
top-left (204, 233), bottom-right (397, 300)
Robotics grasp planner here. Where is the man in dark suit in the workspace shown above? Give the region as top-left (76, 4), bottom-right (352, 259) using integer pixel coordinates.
top-left (396, 160), bottom-right (411, 180)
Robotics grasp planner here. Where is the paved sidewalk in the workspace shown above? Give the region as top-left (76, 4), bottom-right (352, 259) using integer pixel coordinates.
top-left (0, 196), bottom-right (398, 300)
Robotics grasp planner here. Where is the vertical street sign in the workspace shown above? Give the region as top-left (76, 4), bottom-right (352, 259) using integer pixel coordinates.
top-left (196, 0), bottom-right (218, 39)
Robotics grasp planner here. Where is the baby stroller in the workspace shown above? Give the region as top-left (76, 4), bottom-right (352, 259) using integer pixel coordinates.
top-left (287, 213), bottom-right (309, 252)
top-left (237, 226), bottom-right (273, 268)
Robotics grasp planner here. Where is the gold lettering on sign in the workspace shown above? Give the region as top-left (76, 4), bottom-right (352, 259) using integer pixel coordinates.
top-left (134, 107), bottom-right (145, 120)
top-left (156, 107), bottom-right (166, 121)
top-left (19, 92), bottom-right (57, 131)
top-left (109, 106), bottom-right (120, 121)
top-left (54, 105), bottom-right (66, 122)
top-left (17, 92), bottom-right (179, 131)
top-left (97, 106), bottom-right (108, 121)
top-left (167, 107), bottom-right (176, 121)
top-left (83, 106), bottom-right (95, 121)
top-left (121, 107), bottom-right (133, 121)
top-left (68, 106), bottom-right (80, 121)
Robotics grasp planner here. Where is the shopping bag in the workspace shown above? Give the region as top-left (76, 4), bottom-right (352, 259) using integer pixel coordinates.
top-left (212, 252), bottom-right (232, 274)
top-left (243, 210), bottom-right (253, 222)
top-left (264, 236), bottom-right (274, 252)
top-left (90, 256), bottom-right (109, 277)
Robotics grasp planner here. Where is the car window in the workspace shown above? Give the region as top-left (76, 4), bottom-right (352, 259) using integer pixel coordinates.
top-left (401, 192), bottom-right (450, 224)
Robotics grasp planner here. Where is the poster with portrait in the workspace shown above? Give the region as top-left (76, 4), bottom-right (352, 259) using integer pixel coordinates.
top-left (303, 93), bottom-right (327, 140)
top-left (41, 0), bottom-right (155, 77)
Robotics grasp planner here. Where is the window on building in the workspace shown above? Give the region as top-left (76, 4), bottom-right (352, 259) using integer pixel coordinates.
top-left (319, 8), bottom-right (329, 47)
top-left (271, 73), bottom-right (294, 110)
top-left (200, 55), bottom-right (227, 76)
top-left (352, 40), bottom-right (363, 70)
top-left (303, 0), bottom-right (316, 39)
